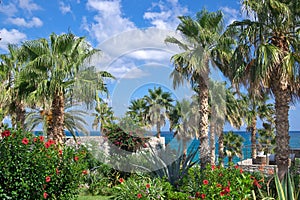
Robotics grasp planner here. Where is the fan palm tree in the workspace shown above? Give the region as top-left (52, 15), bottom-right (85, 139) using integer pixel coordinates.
top-left (17, 32), bottom-right (113, 144)
top-left (126, 98), bottom-right (147, 126)
top-left (0, 44), bottom-right (26, 128)
top-left (92, 95), bottom-right (115, 134)
top-left (240, 93), bottom-right (274, 159)
top-left (228, 0), bottom-right (300, 179)
top-left (165, 9), bottom-right (226, 168)
top-left (144, 87), bottom-right (174, 138)
top-left (223, 131), bottom-right (245, 164)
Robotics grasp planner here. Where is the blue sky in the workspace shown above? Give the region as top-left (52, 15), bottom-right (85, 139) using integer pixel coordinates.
top-left (0, 0), bottom-right (299, 131)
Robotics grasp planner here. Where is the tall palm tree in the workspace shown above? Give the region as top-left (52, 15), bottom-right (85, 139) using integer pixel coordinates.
top-left (228, 0), bottom-right (300, 179)
top-left (169, 99), bottom-right (198, 161)
top-left (18, 32), bottom-right (113, 144)
top-left (223, 131), bottom-right (245, 163)
top-left (217, 87), bottom-right (244, 166)
top-left (144, 87), bottom-right (174, 138)
top-left (92, 95), bottom-right (115, 134)
top-left (165, 9), bottom-right (226, 168)
top-left (0, 44), bottom-right (26, 128)
top-left (240, 93), bottom-right (274, 159)
top-left (126, 98), bottom-right (147, 126)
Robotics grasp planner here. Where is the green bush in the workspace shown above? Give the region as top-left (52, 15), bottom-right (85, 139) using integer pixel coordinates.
top-left (112, 174), bottom-right (172, 200)
top-left (180, 165), bottom-right (254, 199)
top-left (0, 128), bottom-right (88, 200)
top-left (103, 123), bottom-right (149, 152)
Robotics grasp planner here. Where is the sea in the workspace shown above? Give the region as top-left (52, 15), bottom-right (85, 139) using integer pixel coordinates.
top-left (62, 130), bottom-right (300, 164)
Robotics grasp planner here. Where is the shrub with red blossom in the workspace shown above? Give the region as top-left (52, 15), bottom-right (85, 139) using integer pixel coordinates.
top-left (0, 128), bottom-right (89, 199)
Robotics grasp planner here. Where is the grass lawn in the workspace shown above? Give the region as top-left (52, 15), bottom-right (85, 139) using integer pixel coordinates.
top-left (78, 195), bottom-right (111, 200)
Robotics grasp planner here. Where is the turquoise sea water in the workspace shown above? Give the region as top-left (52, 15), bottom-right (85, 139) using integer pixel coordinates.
top-left (62, 130), bottom-right (300, 164)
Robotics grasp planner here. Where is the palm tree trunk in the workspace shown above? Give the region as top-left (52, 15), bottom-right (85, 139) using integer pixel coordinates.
top-left (273, 86), bottom-right (291, 181)
top-left (251, 116), bottom-right (257, 159)
top-left (156, 121), bottom-right (161, 138)
top-left (217, 124), bottom-right (224, 167)
top-left (51, 89), bottom-right (65, 144)
top-left (210, 122), bottom-right (216, 165)
top-left (198, 74), bottom-right (210, 169)
top-left (15, 100), bottom-right (25, 129)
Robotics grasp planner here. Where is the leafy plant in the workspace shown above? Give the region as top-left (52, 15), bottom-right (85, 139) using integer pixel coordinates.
top-left (112, 174), bottom-right (171, 200)
top-left (0, 128), bottom-right (88, 199)
top-left (180, 164), bottom-right (254, 199)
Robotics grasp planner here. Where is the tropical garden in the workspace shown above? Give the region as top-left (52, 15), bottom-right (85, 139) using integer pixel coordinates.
top-left (0, 0), bottom-right (299, 199)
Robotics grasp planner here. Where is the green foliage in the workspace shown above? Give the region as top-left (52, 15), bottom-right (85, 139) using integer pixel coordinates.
top-left (112, 174), bottom-right (172, 200)
top-left (103, 122), bottom-right (149, 152)
top-left (180, 165), bottom-right (254, 199)
top-left (0, 128), bottom-right (88, 200)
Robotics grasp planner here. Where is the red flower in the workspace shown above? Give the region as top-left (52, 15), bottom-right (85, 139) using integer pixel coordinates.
top-left (220, 191), bottom-right (225, 196)
top-left (224, 186), bottom-right (230, 193)
top-left (22, 137), bottom-right (29, 145)
top-left (211, 165), bottom-right (216, 170)
top-left (58, 149), bottom-right (63, 155)
top-left (39, 136), bottom-right (44, 142)
top-left (119, 178), bottom-right (124, 183)
top-left (48, 139), bottom-right (55, 145)
top-left (240, 168), bottom-right (243, 174)
top-left (137, 193), bottom-right (142, 198)
top-left (1, 130), bottom-right (10, 137)
top-left (146, 183), bottom-right (150, 189)
top-left (43, 192), bottom-right (48, 199)
top-left (33, 137), bottom-right (37, 142)
top-left (143, 143), bottom-right (148, 148)
top-left (201, 194), bottom-right (206, 199)
top-left (44, 142), bottom-right (50, 148)
top-left (203, 180), bottom-right (209, 185)
top-left (195, 192), bottom-right (201, 198)
top-left (82, 170), bottom-right (88, 175)
top-left (234, 165), bottom-right (239, 169)
top-left (45, 176), bottom-right (51, 183)
top-left (74, 156), bottom-right (79, 161)
top-left (253, 179), bottom-right (262, 188)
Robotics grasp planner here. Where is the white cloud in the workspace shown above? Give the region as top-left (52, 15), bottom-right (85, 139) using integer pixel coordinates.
top-left (84, 0), bottom-right (135, 43)
top-left (0, 3), bottom-right (18, 16)
top-left (59, 1), bottom-right (72, 15)
top-left (0, 28), bottom-right (27, 51)
top-left (220, 6), bottom-right (240, 25)
top-left (143, 0), bottom-right (188, 30)
top-left (8, 17), bottom-right (43, 28)
top-left (19, 0), bottom-right (41, 12)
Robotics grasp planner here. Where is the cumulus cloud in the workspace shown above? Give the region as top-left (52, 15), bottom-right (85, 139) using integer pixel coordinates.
top-left (84, 0), bottom-right (135, 43)
top-left (220, 6), bottom-right (241, 25)
top-left (143, 0), bottom-right (188, 30)
top-left (59, 1), bottom-right (72, 15)
top-left (8, 17), bottom-right (43, 28)
top-left (0, 28), bottom-right (27, 51)
top-left (19, 0), bottom-right (41, 12)
top-left (0, 3), bottom-right (18, 16)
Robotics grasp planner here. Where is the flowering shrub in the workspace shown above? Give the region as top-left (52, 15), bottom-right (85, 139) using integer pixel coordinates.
top-left (180, 165), bottom-right (254, 199)
top-left (0, 128), bottom-right (88, 199)
top-left (103, 123), bottom-right (149, 152)
top-left (112, 175), bottom-right (172, 200)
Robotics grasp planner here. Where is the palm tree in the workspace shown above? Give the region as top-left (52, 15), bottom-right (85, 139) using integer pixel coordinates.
top-left (169, 99), bottom-right (198, 161)
top-left (217, 87), bottom-right (244, 166)
top-left (240, 93), bottom-right (274, 159)
top-left (228, 0), bottom-right (300, 179)
top-left (165, 9), bottom-right (226, 168)
top-left (18, 32), bottom-right (113, 144)
top-left (144, 87), bottom-right (174, 138)
top-left (223, 131), bottom-right (245, 164)
top-left (126, 98), bottom-right (147, 126)
top-left (0, 44), bottom-right (26, 128)
top-left (92, 95), bottom-right (115, 134)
